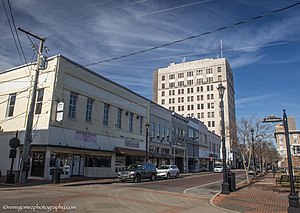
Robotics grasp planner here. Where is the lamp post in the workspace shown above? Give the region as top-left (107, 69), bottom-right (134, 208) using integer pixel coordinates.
top-left (145, 123), bottom-right (150, 162)
top-left (213, 143), bottom-right (216, 169)
top-left (263, 110), bottom-right (300, 212)
top-left (189, 136), bottom-right (198, 173)
top-left (217, 83), bottom-right (230, 194)
top-left (251, 129), bottom-right (256, 178)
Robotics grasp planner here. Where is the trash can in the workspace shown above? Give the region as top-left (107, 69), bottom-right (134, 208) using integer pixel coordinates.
top-left (50, 168), bottom-right (61, 184)
top-left (228, 171), bottom-right (236, 192)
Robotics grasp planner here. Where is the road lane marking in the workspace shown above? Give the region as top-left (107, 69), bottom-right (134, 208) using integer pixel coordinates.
top-left (183, 174), bottom-right (245, 194)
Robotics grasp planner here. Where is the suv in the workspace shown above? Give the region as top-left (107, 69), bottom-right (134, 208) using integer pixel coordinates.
top-left (118, 162), bottom-right (157, 183)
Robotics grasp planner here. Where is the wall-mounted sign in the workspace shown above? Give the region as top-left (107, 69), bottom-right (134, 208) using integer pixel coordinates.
top-left (56, 102), bottom-right (64, 122)
top-left (75, 131), bottom-right (97, 142)
top-left (125, 139), bottom-right (139, 148)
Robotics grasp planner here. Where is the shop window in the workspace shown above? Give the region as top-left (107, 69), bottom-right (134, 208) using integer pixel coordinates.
top-left (85, 156), bottom-right (111, 167)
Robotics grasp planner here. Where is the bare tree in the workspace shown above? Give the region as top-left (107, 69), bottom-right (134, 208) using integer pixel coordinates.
top-left (235, 116), bottom-right (273, 183)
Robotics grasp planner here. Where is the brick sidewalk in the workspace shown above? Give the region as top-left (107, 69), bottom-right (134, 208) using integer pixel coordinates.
top-left (213, 173), bottom-right (293, 213)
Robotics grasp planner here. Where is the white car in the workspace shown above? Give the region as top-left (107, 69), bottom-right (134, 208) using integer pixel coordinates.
top-left (157, 165), bottom-right (180, 179)
top-left (214, 165), bottom-right (224, 173)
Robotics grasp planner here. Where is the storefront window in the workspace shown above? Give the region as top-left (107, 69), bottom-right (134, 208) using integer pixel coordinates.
top-left (85, 156), bottom-right (111, 167)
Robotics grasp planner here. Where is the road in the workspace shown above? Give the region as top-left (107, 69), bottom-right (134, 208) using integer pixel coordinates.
top-left (0, 170), bottom-right (246, 213)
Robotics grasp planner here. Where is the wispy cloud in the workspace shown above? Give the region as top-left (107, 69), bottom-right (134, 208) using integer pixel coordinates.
top-left (236, 93), bottom-right (279, 107)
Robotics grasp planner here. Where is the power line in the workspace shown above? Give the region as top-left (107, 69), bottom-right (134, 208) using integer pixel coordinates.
top-left (82, 2), bottom-right (300, 68)
top-left (2, 0), bottom-right (24, 64)
top-left (7, 0), bottom-right (28, 64)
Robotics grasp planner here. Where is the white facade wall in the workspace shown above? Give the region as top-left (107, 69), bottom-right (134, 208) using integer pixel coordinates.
top-left (0, 55), bottom-right (150, 179)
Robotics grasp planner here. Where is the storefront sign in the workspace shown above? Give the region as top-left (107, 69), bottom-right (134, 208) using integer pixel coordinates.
top-left (125, 139), bottom-right (139, 148)
top-left (75, 131), bottom-right (97, 142)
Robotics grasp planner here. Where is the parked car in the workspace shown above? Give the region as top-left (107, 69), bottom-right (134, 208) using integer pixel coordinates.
top-left (157, 165), bottom-right (180, 179)
top-left (248, 168), bottom-right (259, 175)
top-left (214, 165), bottom-right (224, 173)
top-left (118, 162), bottom-right (157, 183)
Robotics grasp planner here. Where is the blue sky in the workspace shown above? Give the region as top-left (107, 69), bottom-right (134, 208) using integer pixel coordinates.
top-left (1, 0), bottom-right (300, 126)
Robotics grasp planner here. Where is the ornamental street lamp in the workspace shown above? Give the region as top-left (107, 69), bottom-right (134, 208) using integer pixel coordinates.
top-left (263, 110), bottom-right (300, 212)
top-left (217, 83), bottom-right (230, 195)
top-left (145, 122), bottom-right (150, 162)
top-left (251, 129), bottom-right (257, 178)
top-left (189, 136), bottom-right (198, 173)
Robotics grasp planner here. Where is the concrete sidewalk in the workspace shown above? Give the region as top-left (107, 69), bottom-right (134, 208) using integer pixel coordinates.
top-left (212, 173), bottom-right (297, 213)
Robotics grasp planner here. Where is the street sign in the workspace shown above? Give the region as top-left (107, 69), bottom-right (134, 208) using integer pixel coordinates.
top-left (9, 137), bottom-right (20, 149)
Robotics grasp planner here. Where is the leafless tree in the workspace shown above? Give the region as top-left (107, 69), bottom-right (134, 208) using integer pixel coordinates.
top-left (234, 116), bottom-right (274, 183)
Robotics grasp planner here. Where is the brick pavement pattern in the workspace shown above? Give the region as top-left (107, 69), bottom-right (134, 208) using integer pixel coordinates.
top-left (213, 173), bottom-right (290, 213)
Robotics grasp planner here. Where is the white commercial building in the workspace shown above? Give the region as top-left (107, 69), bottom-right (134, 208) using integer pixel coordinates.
top-left (0, 55), bottom-right (149, 180)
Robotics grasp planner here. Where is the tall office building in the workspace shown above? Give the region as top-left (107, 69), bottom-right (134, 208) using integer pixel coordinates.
top-left (153, 58), bottom-right (238, 167)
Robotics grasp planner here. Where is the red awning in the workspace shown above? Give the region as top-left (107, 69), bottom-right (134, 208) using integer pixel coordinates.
top-left (115, 147), bottom-right (145, 157)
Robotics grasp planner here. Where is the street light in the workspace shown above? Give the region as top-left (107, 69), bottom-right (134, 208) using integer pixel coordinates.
top-left (263, 110), bottom-right (300, 212)
top-left (251, 129), bottom-right (256, 178)
top-left (213, 143), bottom-right (216, 169)
top-left (217, 83), bottom-right (230, 194)
top-left (145, 122), bottom-right (150, 162)
top-left (189, 136), bottom-right (198, 173)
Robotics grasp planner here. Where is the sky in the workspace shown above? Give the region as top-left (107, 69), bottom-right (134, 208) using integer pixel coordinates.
top-left (1, 0), bottom-right (300, 127)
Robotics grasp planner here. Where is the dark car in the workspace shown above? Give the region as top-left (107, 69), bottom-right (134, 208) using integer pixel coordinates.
top-left (118, 162), bottom-right (157, 183)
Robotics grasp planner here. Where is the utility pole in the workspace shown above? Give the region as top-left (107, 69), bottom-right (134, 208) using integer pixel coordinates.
top-left (18, 27), bottom-right (46, 183)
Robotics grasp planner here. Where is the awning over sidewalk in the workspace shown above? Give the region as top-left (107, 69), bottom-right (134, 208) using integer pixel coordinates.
top-left (149, 152), bottom-right (165, 159)
top-left (163, 153), bottom-right (175, 159)
top-left (115, 147), bottom-right (145, 157)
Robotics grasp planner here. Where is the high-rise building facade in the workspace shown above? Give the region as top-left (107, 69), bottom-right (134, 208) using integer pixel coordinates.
top-left (153, 58), bottom-right (238, 167)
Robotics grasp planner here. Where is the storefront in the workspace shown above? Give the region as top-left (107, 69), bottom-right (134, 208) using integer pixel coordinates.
top-left (28, 146), bottom-right (114, 180)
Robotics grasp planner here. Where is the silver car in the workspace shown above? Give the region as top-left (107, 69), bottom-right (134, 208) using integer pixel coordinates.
top-left (157, 165), bottom-right (180, 179)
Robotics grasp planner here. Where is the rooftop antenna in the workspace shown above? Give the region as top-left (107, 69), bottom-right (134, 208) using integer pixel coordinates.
top-left (220, 39), bottom-right (223, 58)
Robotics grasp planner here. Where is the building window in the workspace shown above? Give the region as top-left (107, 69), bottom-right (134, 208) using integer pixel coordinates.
top-left (129, 112), bottom-right (134, 132)
top-left (162, 91), bottom-right (165, 96)
top-left (169, 74), bottom-right (175, 79)
top-left (201, 104), bottom-right (204, 109)
top-left (117, 108), bottom-right (122, 129)
top-left (6, 93), bottom-right (16, 117)
top-left (217, 67), bottom-right (221, 72)
top-left (151, 122), bottom-right (155, 137)
top-left (212, 121), bottom-right (215, 127)
top-left (201, 95), bottom-right (204, 101)
top-left (162, 83), bottom-right (165, 89)
top-left (187, 80), bottom-right (193, 86)
top-left (207, 94), bottom-right (210, 100)
top-left (68, 91), bottom-right (78, 119)
top-left (201, 112), bottom-right (204, 119)
top-left (162, 75), bottom-right (165, 81)
top-left (212, 112), bottom-right (215, 118)
top-left (208, 77), bottom-right (213, 83)
top-left (196, 69), bottom-right (203, 75)
top-left (169, 82), bottom-right (175, 88)
top-left (211, 102), bottom-right (214, 109)
top-left (178, 106), bottom-right (181, 111)
top-left (206, 68), bottom-right (213, 74)
top-left (35, 88), bottom-right (44, 115)
top-left (169, 90), bottom-right (172, 96)
top-left (178, 81), bottom-right (184, 87)
top-left (103, 103), bottom-right (110, 126)
top-left (178, 72), bottom-right (184, 78)
top-left (218, 75), bottom-right (222, 81)
top-left (181, 105), bottom-right (184, 111)
top-left (85, 97), bottom-right (94, 122)
top-left (161, 99), bottom-right (165, 105)
top-left (187, 71), bottom-right (193, 77)
top-left (211, 94), bottom-right (214, 99)
top-left (157, 124), bottom-right (161, 139)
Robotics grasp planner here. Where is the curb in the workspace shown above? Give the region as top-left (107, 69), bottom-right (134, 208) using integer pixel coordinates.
top-left (209, 192), bottom-right (241, 213)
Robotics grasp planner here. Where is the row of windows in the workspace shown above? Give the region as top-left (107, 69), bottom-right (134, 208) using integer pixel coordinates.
top-left (6, 88), bottom-right (45, 118)
top-left (150, 122), bottom-right (170, 141)
top-left (67, 91), bottom-right (144, 134)
top-left (162, 99), bottom-right (215, 109)
top-left (161, 67), bottom-right (222, 81)
top-left (162, 77), bottom-right (221, 89)
top-left (161, 85), bottom-right (215, 96)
